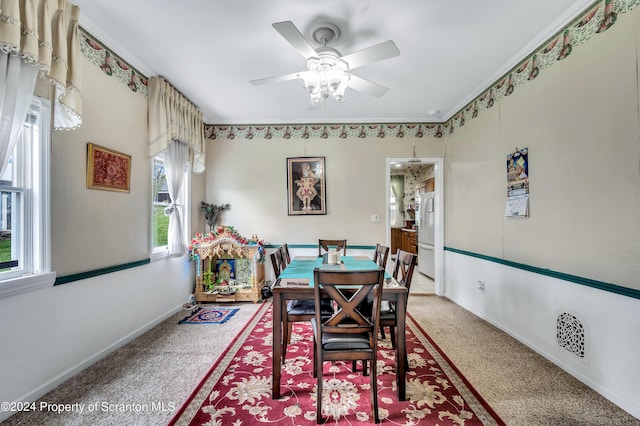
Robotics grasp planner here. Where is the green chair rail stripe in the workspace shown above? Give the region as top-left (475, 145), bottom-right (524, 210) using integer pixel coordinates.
top-left (445, 247), bottom-right (640, 300)
top-left (54, 258), bottom-right (151, 285)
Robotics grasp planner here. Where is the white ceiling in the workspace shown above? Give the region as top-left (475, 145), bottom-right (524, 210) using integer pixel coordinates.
top-left (74, 0), bottom-right (596, 125)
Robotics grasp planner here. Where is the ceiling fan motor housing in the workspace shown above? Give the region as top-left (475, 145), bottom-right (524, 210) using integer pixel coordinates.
top-left (312, 23), bottom-right (340, 45)
top-left (304, 47), bottom-right (349, 101)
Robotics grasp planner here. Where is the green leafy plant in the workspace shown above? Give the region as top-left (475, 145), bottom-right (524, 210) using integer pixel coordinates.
top-left (200, 202), bottom-right (231, 231)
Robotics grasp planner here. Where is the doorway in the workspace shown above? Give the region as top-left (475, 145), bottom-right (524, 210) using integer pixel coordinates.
top-left (386, 157), bottom-right (444, 296)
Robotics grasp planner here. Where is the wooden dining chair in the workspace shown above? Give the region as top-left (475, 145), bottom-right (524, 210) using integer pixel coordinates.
top-left (270, 250), bottom-right (284, 279)
top-left (379, 249), bottom-right (417, 356)
top-left (318, 239), bottom-right (347, 257)
top-left (280, 243), bottom-right (291, 266)
top-left (373, 243), bottom-right (390, 269)
top-left (280, 245), bottom-right (333, 362)
top-left (311, 267), bottom-right (385, 424)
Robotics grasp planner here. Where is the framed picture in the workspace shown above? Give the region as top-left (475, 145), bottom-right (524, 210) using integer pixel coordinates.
top-left (86, 143), bottom-right (131, 193)
top-left (287, 157), bottom-right (326, 215)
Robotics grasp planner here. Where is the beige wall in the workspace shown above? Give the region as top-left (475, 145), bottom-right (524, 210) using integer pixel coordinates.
top-left (444, 10), bottom-right (640, 290)
top-left (49, 55), bottom-right (206, 275)
top-left (0, 49), bottom-right (198, 415)
top-left (51, 55), bottom-right (150, 275)
top-left (205, 137), bottom-right (443, 246)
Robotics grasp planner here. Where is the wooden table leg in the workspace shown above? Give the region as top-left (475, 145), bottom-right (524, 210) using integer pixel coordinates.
top-left (397, 291), bottom-right (407, 401)
top-left (272, 291), bottom-right (282, 399)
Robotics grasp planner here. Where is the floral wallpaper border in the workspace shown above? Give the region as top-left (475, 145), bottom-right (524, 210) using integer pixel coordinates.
top-left (79, 0), bottom-right (639, 140)
top-left (80, 29), bottom-right (149, 97)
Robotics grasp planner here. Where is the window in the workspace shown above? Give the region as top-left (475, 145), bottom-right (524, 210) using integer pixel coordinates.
top-left (151, 154), bottom-right (168, 252)
top-left (0, 97), bottom-right (54, 297)
top-left (150, 153), bottom-right (190, 256)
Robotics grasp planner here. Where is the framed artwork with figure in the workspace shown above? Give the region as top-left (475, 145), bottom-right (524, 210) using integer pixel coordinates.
top-left (287, 157), bottom-right (326, 215)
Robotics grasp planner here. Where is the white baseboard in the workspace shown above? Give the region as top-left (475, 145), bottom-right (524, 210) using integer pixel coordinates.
top-left (0, 303), bottom-right (183, 423)
top-left (453, 298), bottom-right (640, 420)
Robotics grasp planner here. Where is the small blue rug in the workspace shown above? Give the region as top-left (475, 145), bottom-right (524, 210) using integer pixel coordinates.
top-left (178, 307), bottom-right (239, 324)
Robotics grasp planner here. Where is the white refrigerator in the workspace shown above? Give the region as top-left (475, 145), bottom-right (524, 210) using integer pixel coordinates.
top-left (418, 191), bottom-right (435, 278)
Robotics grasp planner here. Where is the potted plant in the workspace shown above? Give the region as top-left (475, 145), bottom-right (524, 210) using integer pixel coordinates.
top-left (200, 202), bottom-right (231, 232)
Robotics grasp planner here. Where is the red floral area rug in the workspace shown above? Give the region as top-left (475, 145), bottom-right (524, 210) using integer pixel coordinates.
top-left (170, 302), bottom-right (505, 425)
top-left (178, 307), bottom-right (239, 324)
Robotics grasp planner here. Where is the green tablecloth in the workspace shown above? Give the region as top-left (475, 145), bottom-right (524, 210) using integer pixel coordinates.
top-left (279, 256), bottom-right (389, 286)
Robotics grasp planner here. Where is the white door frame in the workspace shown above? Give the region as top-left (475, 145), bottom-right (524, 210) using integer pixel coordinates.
top-left (386, 157), bottom-right (444, 296)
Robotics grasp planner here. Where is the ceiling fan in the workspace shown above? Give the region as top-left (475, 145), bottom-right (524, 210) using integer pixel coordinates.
top-left (250, 21), bottom-right (400, 106)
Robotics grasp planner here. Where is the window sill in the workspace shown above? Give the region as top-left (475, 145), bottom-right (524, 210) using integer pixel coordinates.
top-left (150, 250), bottom-right (170, 262)
top-left (0, 272), bottom-right (57, 299)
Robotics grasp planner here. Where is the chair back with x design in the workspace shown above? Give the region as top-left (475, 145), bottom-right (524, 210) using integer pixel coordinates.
top-left (393, 249), bottom-right (417, 290)
top-left (373, 243), bottom-right (390, 269)
top-left (270, 249), bottom-right (284, 279)
top-left (379, 249), bottom-right (417, 362)
top-left (318, 239), bottom-right (347, 257)
top-left (312, 267), bottom-right (384, 423)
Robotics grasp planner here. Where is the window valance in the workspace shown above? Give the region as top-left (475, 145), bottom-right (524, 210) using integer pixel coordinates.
top-left (148, 77), bottom-right (205, 173)
top-left (0, 0), bottom-right (82, 130)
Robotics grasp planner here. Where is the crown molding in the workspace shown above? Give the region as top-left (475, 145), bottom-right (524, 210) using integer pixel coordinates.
top-left (78, 0), bottom-right (639, 140)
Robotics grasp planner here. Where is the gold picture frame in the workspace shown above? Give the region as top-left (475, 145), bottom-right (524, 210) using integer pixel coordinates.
top-left (86, 143), bottom-right (131, 193)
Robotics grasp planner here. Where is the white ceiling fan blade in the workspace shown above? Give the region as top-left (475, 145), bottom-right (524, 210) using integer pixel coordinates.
top-left (249, 72), bottom-right (302, 86)
top-left (340, 40), bottom-right (400, 70)
top-left (347, 74), bottom-right (389, 98)
top-left (272, 21), bottom-right (318, 60)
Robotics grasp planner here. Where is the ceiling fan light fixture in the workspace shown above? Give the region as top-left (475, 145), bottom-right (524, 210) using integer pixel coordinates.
top-left (249, 21), bottom-right (400, 106)
top-left (333, 76), bottom-right (349, 102)
top-left (326, 68), bottom-right (344, 92)
top-left (302, 71), bottom-right (321, 94)
top-left (310, 93), bottom-right (322, 106)
top-left (303, 53), bottom-right (350, 104)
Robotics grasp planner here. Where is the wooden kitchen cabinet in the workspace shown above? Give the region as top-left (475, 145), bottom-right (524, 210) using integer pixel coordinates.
top-left (426, 178), bottom-right (435, 192)
top-left (391, 228), bottom-right (402, 256)
top-left (401, 229), bottom-right (417, 255)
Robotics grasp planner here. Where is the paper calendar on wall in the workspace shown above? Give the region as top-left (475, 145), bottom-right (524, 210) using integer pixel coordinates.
top-left (505, 148), bottom-right (529, 217)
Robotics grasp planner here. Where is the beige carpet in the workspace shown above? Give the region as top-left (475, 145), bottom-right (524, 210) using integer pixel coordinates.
top-left (3, 296), bottom-right (638, 425)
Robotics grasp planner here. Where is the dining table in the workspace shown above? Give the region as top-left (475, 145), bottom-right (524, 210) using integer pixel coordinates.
top-left (271, 255), bottom-right (409, 401)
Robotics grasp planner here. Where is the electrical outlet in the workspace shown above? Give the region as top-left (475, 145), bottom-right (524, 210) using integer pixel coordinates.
top-left (477, 280), bottom-right (485, 291)
top-left (371, 214), bottom-right (379, 222)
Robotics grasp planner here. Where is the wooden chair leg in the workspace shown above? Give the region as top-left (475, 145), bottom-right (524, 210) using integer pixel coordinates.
top-left (390, 326), bottom-right (409, 370)
top-left (316, 359), bottom-right (323, 423)
top-left (312, 340), bottom-right (317, 378)
top-left (390, 326), bottom-right (396, 349)
top-left (380, 326), bottom-right (386, 340)
top-left (370, 357), bottom-right (380, 423)
top-left (282, 320), bottom-right (289, 362)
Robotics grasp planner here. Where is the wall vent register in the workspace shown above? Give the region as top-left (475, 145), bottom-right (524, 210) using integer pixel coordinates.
top-left (556, 312), bottom-right (585, 359)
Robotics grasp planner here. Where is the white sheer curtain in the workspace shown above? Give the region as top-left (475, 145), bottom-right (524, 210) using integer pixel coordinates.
top-left (164, 141), bottom-right (189, 257)
top-left (0, 0), bottom-right (83, 173)
top-left (390, 175), bottom-right (405, 227)
top-left (0, 54), bottom-right (39, 176)
top-left (148, 77), bottom-right (204, 256)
